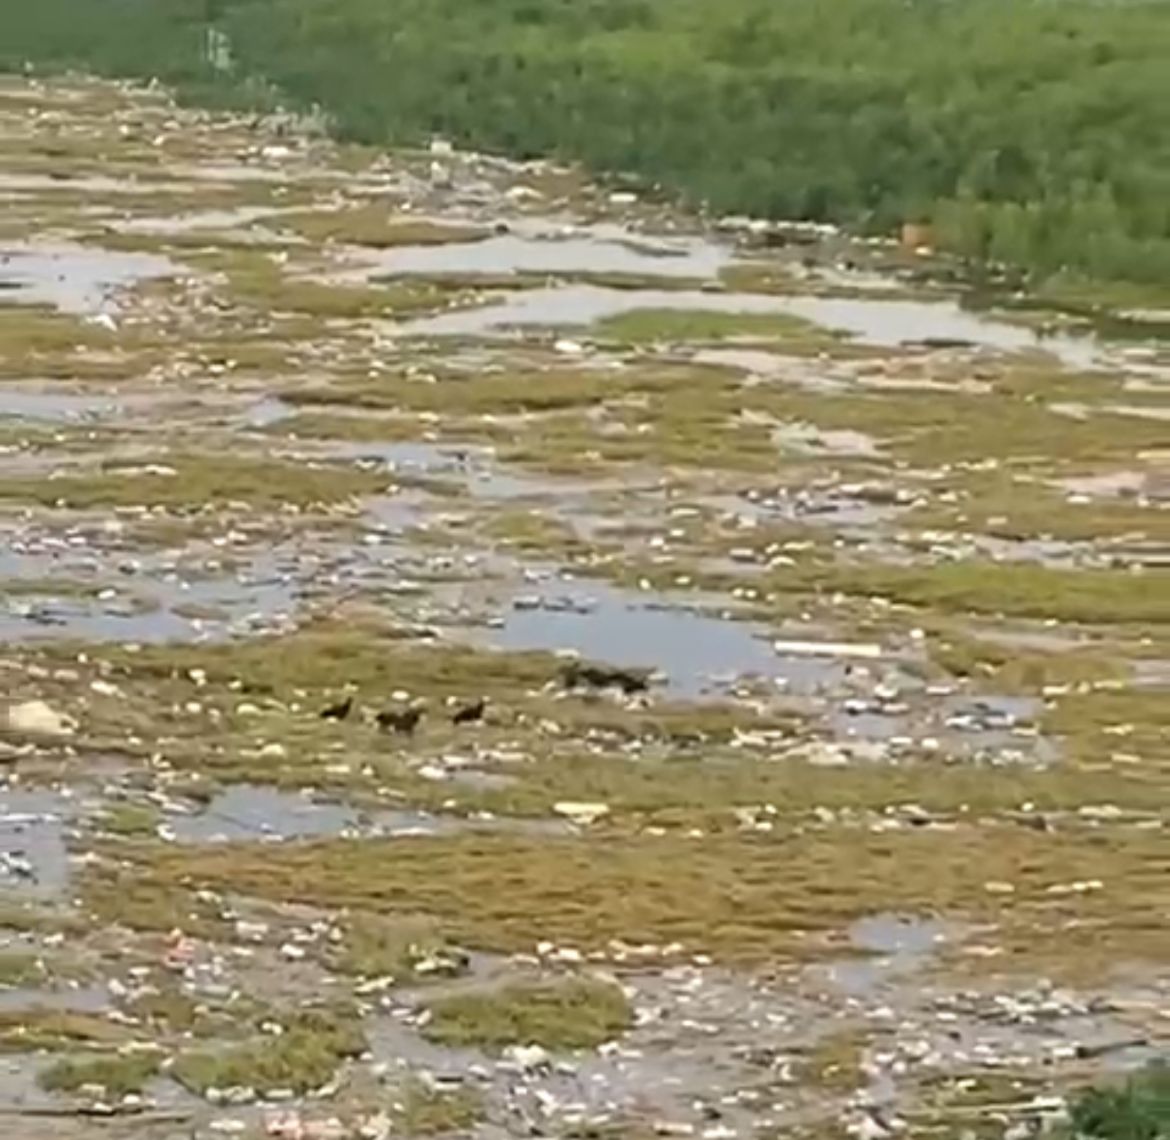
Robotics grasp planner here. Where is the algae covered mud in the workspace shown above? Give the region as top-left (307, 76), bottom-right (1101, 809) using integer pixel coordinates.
top-left (0, 76), bottom-right (1167, 1140)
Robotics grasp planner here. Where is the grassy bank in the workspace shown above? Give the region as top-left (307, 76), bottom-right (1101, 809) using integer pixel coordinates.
top-left (4, 0), bottom-right (1169, 291)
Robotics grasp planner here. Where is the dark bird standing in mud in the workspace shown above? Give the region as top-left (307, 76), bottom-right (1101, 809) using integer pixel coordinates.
top-left (319, 695), bottom-right (354, 721)
top-left (561, 660), bottom-right (650, 695)
top-left (376, 706), bottom-right (424, 736)
top-left (451, 697), bottom-right (487, 725)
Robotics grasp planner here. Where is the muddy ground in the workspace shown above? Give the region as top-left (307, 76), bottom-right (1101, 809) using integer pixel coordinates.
top-left (0, 76), bottom-right (1166, 1140)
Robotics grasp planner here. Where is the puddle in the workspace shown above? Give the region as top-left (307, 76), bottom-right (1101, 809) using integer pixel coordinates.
top-left (851, 913), bottom-right (949, 957)
top-left (401, 284), bottom-right (1103, 366)
top-left (1133, 659), bottom-right (1170, 688)
top-left (1058, 468), bottom-right (1168, 502)
top-left (279, 435), bottom-right (599, 501)
top-left (168, 785), bottom-right (371, 843)
top-left (0, 387), bottom-right (159, 424)
top-left (777, 295), bottom-right (1101, 368)
top-left (167, 785), bottom-right (570, 843)
top-left (364, 221), bottom-right (725, 280)
top-left (1, 529), bottom-right (304, 645)
top-left (693, 346), bottom-right (852, 390)
top-left (0, 983), bottom-right (109, 1014)
top-left (240, 395), bottom-right (296, 428)
top-left (0, 172), bottom-right (192, 195)
top-left (828, 691), bottom-right (1056, 761)
top-left (825, 914), bottom-right (949, 997)
top-left (0, 575), bottom-right (296, 645)
top-left (707, 486), bottom-right (911, 531)
top-left (0, 790), bottom-right (73, 895)
top-left (477, 575), bottom-right (846, 697)
top-left (401, 285), bottom-right (816, 338)
top-left (0, 1054), bottom-right (53, 1113)
top-left (771, 422), bottom-right (881, 458)
top-left (276, 438), bottom-right (490, 476)
top-left (0, 242), bottom-right (175, 315)
top-left (115, 205), bottom-right (284, 236)
top-left (167, 162), bottom-right (292, 184)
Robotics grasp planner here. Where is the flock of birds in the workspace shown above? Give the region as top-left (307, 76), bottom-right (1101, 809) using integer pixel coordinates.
top-left (315, 660), bottom-right (651, 737)
top-left (317, 694), bottom-right (487, 735)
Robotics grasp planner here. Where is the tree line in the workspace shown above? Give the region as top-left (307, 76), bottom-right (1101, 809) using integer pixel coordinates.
top-left (5, 0), bottom-right (1169, 289)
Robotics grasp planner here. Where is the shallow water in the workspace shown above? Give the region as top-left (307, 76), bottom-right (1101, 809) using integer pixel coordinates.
top-left (0, 387), bottom-right (157, 424)
top-left (168, 784), bottom-right (367, 843)
top-left (401, 283), bottom-right (1103, 367)
top-left (0, 790), bottom-right (73, 895)
top-left (480, 576), bottom-right (842, 697)
top-left (116, 204), bottom-right (284, 235)
top-left (825, 913), bottom-right (949, 997)
top-left (0, 983), bottom-right (109, 1014)
top-left (280, 435), bottom-right (602, 502)
top-left (240, 394), bottom-right (297, 427)
top-left (0, 172), bottom-right (187, 195)
top-left (828, 690), bottom-right (1056, 761)
top-left (0, 242), bottom-right (175, 314)
top-left (401, 285), bottom-right (813, 338)
top-left (168, 784), bottom-right (571, 844)
top-left (0, 573), bottom-right (296, 645)
top-left (368, 222), bottom-right (726, 280)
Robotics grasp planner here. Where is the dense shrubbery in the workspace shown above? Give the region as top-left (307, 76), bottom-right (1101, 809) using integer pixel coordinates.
top-left (1069, 1061), bottom-right (1169, 1140)
top-left (4, 0), bottom-right (1169, 286)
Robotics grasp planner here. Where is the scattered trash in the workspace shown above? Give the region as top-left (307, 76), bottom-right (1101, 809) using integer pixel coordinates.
top-left (553, 801), bottom-right (610, 825)
top-left (771, 639), bottom-right (884, 660)
top-left (0, 71), bottom-right (1159, 1140)
top-left (1, 700), bottom-right (76, 740)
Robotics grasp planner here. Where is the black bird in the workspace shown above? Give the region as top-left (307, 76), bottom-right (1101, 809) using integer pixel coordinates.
top-left (561, 661), bottom-right (649, 695)
top-left (376, 706), bottom-right (424, 736)
top-left (451, 697), bottom-right (486, 725)
top-left (613, 669), bottom-right (650, 696)
top-left (319, 695), bottom-right (354, 721)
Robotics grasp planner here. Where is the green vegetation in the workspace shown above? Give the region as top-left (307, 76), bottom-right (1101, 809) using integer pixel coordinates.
top-left (392, 1076), bottom-right (485, 1134)
top-left (930, 628), bottom-right (1128, 693)
top-left (0, 1009), bottom-right (128, 1052)
top-left (105, 825), bottom-right (1170, 976)
top-left (173, 1008), bottom-right (365, 1095)
top-left (770, 562), bottom-right (1170, 626)
top-left (795, 1029), bottom-right (868, 1094)
top-left (278, 206), bottom-right (488, 249)
top-left (1044, 687), bottom-right (1170, 767)
top-left (0, 454), bottom-right (385, 510)
top-left (38, 1051), bottom-right (162, 1097)
top-left (99, 802), bottom-right (163, 838)
top-left (330, 914), bottom-right (463, 981)
top-left (0, 951), bottom-right (44, 987)
top-left (194, 248), bottom-right (478, 320)
top-left (0, 902), bottom-right (89, 937)
top-left (593, 308), bottom-right (840, 348)
top-left (5, 0), bottom-right (1169, 288)
top-left (283, 359), bottom-right (1168, 479)
top-left (423, 977), bottom-right (631, 1052)
top-left (1067, 1061), bottom-right (1169, 1140)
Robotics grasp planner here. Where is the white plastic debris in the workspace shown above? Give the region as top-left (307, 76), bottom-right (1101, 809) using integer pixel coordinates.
top-left (772, 639), bottom-right (883, 659)
top-left (553, 801), bottom-right (610, 825)
top-left (2, 700), bottom-right (76, 740)
top-left (502, 1043), bottom-right (550, 1071)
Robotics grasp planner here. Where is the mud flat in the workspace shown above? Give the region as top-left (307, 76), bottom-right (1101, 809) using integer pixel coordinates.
top-left (0, 74), bottom-right (1166, 1140)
